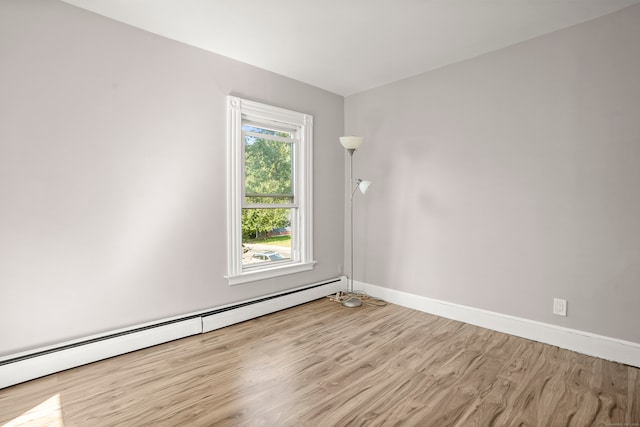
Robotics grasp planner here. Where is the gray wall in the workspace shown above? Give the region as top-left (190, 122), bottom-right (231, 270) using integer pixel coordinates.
top-left (0, 0), bottom-right (344, 356)
top-left (345, 4), bottom-right (640, 343)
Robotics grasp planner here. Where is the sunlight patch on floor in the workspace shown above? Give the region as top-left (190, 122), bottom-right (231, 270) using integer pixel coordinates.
top-left (2, 394), bottom-right (63, 427)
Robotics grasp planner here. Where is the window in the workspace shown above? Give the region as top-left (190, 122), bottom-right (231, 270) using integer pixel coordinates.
top-left (226, 96), bottom-right (315, 284)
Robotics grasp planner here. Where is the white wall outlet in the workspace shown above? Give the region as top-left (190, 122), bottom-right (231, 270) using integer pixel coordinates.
top-left (553, 298), bottom-right (567, 316)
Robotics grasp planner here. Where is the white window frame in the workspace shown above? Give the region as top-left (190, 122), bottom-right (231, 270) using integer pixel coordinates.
top-left (226, 96), bottom-right (315, 285)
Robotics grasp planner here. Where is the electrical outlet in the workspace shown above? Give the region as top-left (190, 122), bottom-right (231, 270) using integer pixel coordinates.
top-left (553, 298), bottom-right (567, 316)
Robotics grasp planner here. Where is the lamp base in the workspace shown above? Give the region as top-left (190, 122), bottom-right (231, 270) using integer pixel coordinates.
top-left (342, 296), bottom-right (362, 308)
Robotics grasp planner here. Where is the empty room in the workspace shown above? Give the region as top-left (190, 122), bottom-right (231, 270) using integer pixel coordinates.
top-left (1, 0), bottom-right (639, 425)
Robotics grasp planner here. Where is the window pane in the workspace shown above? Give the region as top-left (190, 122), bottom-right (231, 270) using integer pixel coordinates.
top-left (244, 127), bottom-right (293, 202)
top-left (242, 208), bottom-right (292, 267)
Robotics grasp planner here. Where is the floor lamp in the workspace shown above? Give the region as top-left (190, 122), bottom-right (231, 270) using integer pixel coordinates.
top-left (340, 136), bottom-right (372, 308)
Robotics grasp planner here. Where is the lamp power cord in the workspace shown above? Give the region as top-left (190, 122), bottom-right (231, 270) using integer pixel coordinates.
top-left (327, 290), bottom-right (387, 307)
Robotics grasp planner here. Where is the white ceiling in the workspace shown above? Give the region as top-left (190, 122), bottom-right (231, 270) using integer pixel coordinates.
top-left (61, 0), bottom-right (640, 96)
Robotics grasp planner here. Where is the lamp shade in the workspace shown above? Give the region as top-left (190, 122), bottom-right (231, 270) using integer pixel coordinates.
top-left (358, 180), bottom-right (372, 194)
top-left (339, 136), bottom-right (363, 150)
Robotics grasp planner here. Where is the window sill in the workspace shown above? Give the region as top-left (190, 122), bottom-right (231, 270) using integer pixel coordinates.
top-left (226, 261), bottom-right (317, 285)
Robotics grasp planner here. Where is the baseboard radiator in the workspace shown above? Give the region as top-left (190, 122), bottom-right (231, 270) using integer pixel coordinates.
top-left (0, 277), bottom-right (345, 389)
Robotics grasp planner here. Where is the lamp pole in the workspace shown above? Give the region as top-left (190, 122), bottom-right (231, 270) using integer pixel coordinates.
top-left (343, 148), bottom-right (362, 308)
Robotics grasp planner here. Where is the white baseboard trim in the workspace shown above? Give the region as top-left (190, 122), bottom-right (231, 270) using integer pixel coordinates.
top-left (0, 277), bottom-right (345, 389)
top-left (358, 281), bottom-right (640, 368)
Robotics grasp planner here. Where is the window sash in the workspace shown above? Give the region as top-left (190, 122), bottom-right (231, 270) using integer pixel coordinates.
top-left (243, 126), bottom-right (295, 202)
top-left (243, 204), bottom-right (296, 209)
top-left (241, 206), bottom-right (296, 270)
top-left (245, 192), bottom-right (294, 199)
top-left (242, 131), bottom-right (297, 144)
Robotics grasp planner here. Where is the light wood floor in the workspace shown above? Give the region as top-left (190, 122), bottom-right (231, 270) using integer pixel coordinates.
top-left (1, 298), bottom-right (639, 426)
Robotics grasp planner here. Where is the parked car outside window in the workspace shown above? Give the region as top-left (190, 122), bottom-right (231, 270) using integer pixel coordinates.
top-left (251, 251), bottom-right (285, 262)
